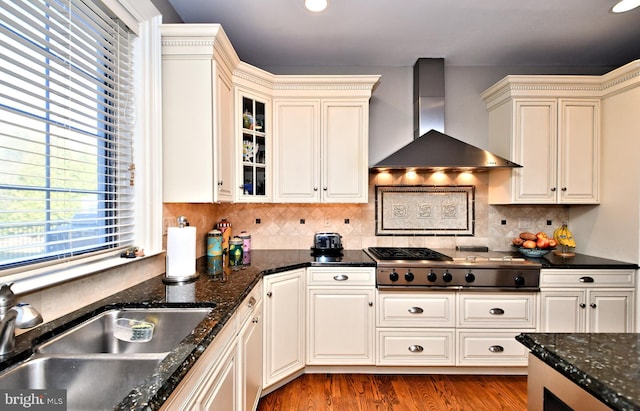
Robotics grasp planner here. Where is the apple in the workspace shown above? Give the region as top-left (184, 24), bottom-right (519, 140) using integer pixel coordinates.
top-left (536, 237), bottom-right (550, 249)
top-left (512, 237), bottom-right (524, 246)
top-left (522, 240), bottom-right (537, 249)
top-left (535, 231), bottom-right (548, 240)
top-left (549, 239), bottom-right (557, 248)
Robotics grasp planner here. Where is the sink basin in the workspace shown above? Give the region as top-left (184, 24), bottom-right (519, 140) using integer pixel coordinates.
top-left (0, 355), bottom-right (164, 410)
top-left (38, 307), bottom-right (212, 354)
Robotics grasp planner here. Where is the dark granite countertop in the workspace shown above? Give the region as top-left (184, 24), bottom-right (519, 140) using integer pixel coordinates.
top-left (517, 333), bottom-right (640, 411)
top-left (0, 249), bottom-right (374, 410)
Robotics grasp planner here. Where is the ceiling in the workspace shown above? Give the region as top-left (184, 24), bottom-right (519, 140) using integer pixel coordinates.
top-left (166, 0), bottom-right (640, 69)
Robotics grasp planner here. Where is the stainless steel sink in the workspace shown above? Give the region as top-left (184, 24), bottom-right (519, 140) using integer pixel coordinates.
top-left (38, 307), bottom-right (212, 354)
top-left (0, 355), bottom-right (164, 411)
top-left (0, 307), bottom-right (214, 410)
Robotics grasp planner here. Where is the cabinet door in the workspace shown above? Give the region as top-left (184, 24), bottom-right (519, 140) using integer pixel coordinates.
top-left (588, 290), bottom-right (634, 333)
top-left (307, 288), bottom-right (375, 364)
top-left (263, 269), bottom-right (305, 389)
top-left (201, 347), bottom-right (238, 411)
top-left (240, 300), bottom-right (263, 411)
top-left (540, 290), bottom-right (584, 332)
top-left (273, 100), bottom-right (320, 202)
top-left (237, 91), bottom-right (271, 202)
top-left (558, 99), bottom-right (600, 204)
top-left (513, 99), bottom-right (558, 203)
top-left (216, 72), bottom-right (235, 202)
top-left (322, 100), bottom-right (369, 203)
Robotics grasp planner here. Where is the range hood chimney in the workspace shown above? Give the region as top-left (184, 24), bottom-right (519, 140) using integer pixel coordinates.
top-left (372, 58), bottom-right (520, 171)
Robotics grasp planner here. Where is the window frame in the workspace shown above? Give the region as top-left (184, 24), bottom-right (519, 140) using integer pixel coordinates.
top-left (2, 0), bottom-right (163, 294)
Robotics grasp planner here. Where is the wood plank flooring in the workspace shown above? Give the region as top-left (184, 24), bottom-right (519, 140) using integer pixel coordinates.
top-left (257, 374), bottom-right (527, 411)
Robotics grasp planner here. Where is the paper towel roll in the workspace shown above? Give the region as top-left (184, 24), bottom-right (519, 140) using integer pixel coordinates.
top-left (166, 226), bottom-right (196, 278)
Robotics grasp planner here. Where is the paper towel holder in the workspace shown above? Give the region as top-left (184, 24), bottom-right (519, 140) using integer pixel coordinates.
top-left (163, 216), bottom-right (200, 284)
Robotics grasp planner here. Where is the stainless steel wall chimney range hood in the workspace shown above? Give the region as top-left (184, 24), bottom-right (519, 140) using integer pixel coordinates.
top-left (371, 58), bottom-right (520, 171)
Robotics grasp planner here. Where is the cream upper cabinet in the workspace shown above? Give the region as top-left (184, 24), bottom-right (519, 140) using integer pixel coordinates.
top-left (272, 76), bottom-right (379, 203)
top-left (482, 76), bottom-right (600, 205)
top-left (161, 24), bottom-right (237, 203)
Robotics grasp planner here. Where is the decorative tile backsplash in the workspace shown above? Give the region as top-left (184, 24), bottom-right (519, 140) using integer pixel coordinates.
top-left (163, 171), bottom-right (569, 257)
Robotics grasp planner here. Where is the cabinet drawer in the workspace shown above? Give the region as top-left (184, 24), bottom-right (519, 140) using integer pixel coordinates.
top-left (540, 269), bottom-right (635, 288)
top-left (457, 293), bottom-right (536, 328)
top-left (377, 329), bottom-right (455, 366)
top-left (457, 330), bottom-right (530, 366)
top-left (377, 292), bottom-right (456, 327)
top-left (236, 280), bottom-right (262, 326)
top-left (307, 267), bottom-right (375, 286)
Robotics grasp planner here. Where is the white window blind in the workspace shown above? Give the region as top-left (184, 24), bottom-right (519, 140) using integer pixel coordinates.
top-left (0, 0), bottom-right (136, 270)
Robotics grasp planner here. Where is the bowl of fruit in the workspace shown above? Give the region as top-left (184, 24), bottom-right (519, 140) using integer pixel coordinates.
top-left (512, 231), bottom-right (556, 258)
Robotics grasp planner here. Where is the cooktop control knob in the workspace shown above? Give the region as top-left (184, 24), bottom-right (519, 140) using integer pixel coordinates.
top-left (442, 271), bottom-right (453, 282)
top-left (427, 270), bottom-right (437, 282)
top-left (389, 270), bottom-right (399, 282)
top-left (465, 271), bottom-right (476, 283)
top-left (514, 275), bottom-right (526, 286)
top-left (405, 271), bottom-right (415, 282)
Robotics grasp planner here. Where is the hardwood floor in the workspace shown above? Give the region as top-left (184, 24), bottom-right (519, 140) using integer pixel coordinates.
top-left (257, 374), bottom-right (527, 411)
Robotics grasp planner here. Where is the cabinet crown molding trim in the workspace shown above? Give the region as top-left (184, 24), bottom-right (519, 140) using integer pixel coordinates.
top-left (482, 59), bottom-right (640, 107)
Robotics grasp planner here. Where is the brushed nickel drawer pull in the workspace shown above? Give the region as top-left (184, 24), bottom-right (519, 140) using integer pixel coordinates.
top-left (408, 307), bottom-right (424, 314)
top-left (579, 276), bottom-right (595, 283)
top-left (408, 345), bottom-right (424, 353)
top-left (488, 345), bottom-right (504, 353)
top-left (248, 296), bottom-right (256, 307)
top-left (333, 274), bottom-right (349, 281)
top-left (489, 308), bottom-right (505, 315)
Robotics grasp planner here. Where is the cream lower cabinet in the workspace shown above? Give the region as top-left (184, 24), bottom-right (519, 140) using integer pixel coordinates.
top-left (456, 293), bottom-right (536, 366)
top-left (306, 267), bottom-right (375, 365)
top-left (263, 269), bottom-right (305, 390)
top-left (539, 269), bottom-right (636, 333)
top-left (482, 75), bottom-right (600, 205)
top-left (376, 292), bottom-right (456, 366)
top-left (162, 282), bottom-right (262, 411)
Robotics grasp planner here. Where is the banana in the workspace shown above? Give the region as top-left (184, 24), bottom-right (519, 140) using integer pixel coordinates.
top-left (554, 222), bottom-right (576, 248)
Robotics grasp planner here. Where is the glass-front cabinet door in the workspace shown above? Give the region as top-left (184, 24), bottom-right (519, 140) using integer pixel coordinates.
top-left (238, 91), bottom-right (270, 201)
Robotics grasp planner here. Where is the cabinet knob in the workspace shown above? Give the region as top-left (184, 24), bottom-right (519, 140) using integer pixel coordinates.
top-left (313, 187), bottom-right (318, 191)
top-left (579, 303), bottom-right (586, 308)
top-left (561, 187), bottom-right (567, 191)
top-left (590, 303), bottom-right (597, 309)
top-left (550, 187), bottom-right (557, 192)
top-left (218, 181), bottom-right (223, 186)
top-left (252, 317), bottom-right (259, 323)
top-left (248, 296), bottom-right (256, 308)
top-left (266, 291), bottom-right (273, 298)
top-left (408, 345), bottom-right (424, 353)
top-left (368, 301), bottom-right (373, 307)
top-left (323, 187), bottom-right (328, 191)
top-left (488, 345), bottom-right (504, 353)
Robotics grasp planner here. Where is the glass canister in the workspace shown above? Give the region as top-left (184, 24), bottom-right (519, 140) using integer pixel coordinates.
top-left (207, 229), bottom-right (223, 257)
top-left (228, 238), bottom-right (243, 271)
top-left (237, 231), bottom-right (251, 265)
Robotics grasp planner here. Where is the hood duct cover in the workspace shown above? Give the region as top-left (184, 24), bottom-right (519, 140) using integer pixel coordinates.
top-left (372, 58), bottom-right (520, 171)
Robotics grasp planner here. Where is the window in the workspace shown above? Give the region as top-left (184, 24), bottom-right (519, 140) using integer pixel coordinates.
top-left (0, 0), bottom-right (136, 270)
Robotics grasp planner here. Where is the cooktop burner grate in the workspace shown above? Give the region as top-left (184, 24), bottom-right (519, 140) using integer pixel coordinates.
top-left (367, 247), bottom-right (453, 261)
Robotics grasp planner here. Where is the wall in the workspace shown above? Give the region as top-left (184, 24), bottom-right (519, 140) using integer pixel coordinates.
top-left (163, 171), bottom-right (569, 257)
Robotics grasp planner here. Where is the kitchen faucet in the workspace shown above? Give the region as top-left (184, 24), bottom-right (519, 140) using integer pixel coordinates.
top-left (0, 283), bottom-right (43, 357)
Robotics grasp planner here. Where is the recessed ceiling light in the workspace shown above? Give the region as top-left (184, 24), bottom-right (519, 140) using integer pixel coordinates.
top-left (612, 0), bottom-right (640, 13)
top-left (305, 0), bottom-right (327, 12)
